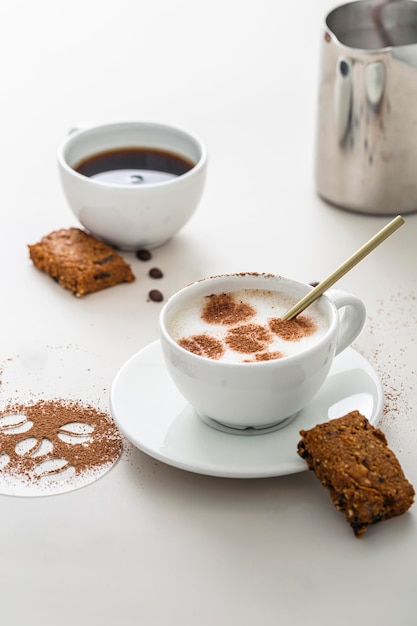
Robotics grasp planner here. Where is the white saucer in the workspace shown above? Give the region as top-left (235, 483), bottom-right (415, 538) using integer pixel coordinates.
top-left (110, 341), bottom-right (384, 478)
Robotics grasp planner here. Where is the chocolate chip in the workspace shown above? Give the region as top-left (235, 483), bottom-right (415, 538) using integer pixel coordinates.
top-left (96, 255), bottom-right (115, 265)
top-left (136, 249), bottom-right (152, 261)
top-left (148, 289), bottom-right (163, 302)
top-left (94, 272), bottom-right (111, 280)
top-left (309, 281), bottom-right (320, 287)
top-left (149, 267), bottom-right (163, 279)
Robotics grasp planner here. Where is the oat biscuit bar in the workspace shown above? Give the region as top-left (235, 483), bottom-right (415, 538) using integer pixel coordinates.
top-left (297, 411), bottom-right (415, 537)
top-left (28, 228), bottom-right (135, 297)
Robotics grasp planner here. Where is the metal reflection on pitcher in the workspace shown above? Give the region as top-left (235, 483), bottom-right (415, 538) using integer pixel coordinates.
top-left (315, 0), bottom-right (417, 216)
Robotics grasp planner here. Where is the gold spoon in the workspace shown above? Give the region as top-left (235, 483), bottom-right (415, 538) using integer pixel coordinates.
top-left (281, 214), bottom-right (405, 321)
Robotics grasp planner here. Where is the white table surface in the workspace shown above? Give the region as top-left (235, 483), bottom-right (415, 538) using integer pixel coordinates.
top-left (1, 1), bottom-right (416, 624)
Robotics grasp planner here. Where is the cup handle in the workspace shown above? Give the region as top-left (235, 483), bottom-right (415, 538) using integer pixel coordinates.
top-left (327, 289), bottom-right (366, 356)
top-left (67, 121), bottom-right (95, 135)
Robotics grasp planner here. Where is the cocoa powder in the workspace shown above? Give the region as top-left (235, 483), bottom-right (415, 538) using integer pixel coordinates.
top-left (225, 324), bottom-right (272, 353)
top-left (358, 290), bottom-right (417, 443)
top-left (0, 399), bottom-right (122, 483)
top-left (202, 293), bottom-right (255, 325)
top-left (178, 334), bottom-right (225, 360)
top-left (268, 315), bottom-right (317, 341)
top-left (177, 291), bottom-right (320, 361)
top-left (245, 351), bottom-right (284, 362)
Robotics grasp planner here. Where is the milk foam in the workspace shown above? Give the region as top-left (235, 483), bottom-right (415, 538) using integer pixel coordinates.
top-left (168, 289), bottom-right (329, 363)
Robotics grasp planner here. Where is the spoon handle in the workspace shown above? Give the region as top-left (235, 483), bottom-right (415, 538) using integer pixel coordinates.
top-left (281, 214), bottom-right (405, 321)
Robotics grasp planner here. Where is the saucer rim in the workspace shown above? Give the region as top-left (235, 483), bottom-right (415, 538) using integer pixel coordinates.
top-left (110, 341), bottom-right (384, 479)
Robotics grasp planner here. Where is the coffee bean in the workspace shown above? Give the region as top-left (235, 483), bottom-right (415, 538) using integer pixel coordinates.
top-left (149, 289), bottom-right (163, 302)
top-left (136, 249), bottom-right (152, 261)
top-left (149, 267), bottom-right (163, 279)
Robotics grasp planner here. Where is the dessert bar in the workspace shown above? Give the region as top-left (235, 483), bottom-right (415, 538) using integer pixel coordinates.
top-left (28, 228), bottom-right (135, 297)
top-left (297, 411), bottom-right (415, 536)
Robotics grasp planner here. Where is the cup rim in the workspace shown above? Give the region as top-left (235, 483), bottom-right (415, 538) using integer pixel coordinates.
top-left (57, 119), bottom-right (208, 190)
top-left (159, 272), bottom-right (338, 368)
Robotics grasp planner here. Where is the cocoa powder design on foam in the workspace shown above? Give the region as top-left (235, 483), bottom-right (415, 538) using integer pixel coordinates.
top-left (0, 399), bottom-right (122, 483)
top-left (178, 335), bottom-right (225, 360)
top-left (245, 351), bottom-right (284, 362)
top-left (178, 292), bottom-right (318, 361)
top-left (225, 324), bottom-right (272, 353)
top-left (268, 315), bottom-right (317, 341)
top-left (201, 293), bottom-right (256, 325)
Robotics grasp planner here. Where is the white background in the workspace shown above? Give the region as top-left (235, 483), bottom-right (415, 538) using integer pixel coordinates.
top-left (0, 1), bottom-right (416, 624)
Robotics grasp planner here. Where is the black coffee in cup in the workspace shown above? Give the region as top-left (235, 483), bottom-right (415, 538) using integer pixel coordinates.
top-left (74, 147), bottom-right (194, 185)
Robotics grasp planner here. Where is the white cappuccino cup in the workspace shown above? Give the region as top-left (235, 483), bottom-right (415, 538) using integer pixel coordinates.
top-left (159, 273), bottom-right (366, 431)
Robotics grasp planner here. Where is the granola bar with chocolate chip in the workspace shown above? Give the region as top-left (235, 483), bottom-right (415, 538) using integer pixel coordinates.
top-left (28, 228), bottom-right (135, 297)
top-left (297, 411), bottom-right (415, 537)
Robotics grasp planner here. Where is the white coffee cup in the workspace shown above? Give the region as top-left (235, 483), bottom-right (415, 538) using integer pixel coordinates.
top-left (57, 120), bottom-right (207, 250)
top-left (159, 273), bottom-right (366, 431)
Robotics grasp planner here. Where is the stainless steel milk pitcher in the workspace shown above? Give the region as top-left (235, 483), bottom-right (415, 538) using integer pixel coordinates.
top-left (315, 0), bottom-right (417, 215)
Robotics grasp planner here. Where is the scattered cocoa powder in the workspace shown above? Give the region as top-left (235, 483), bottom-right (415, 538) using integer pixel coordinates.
top-left (353, 290), bottom-right (416, 455)
top-left (0, 399), bottom-right (122, 483)
top-left (178, 334), bottom-right (225, 360)
top-left (225, 324), bottom-right (272, 353)
top-left (268, 315), bottom-right (317, 341)
top-left (202, 293), bottom-right (255, 325)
